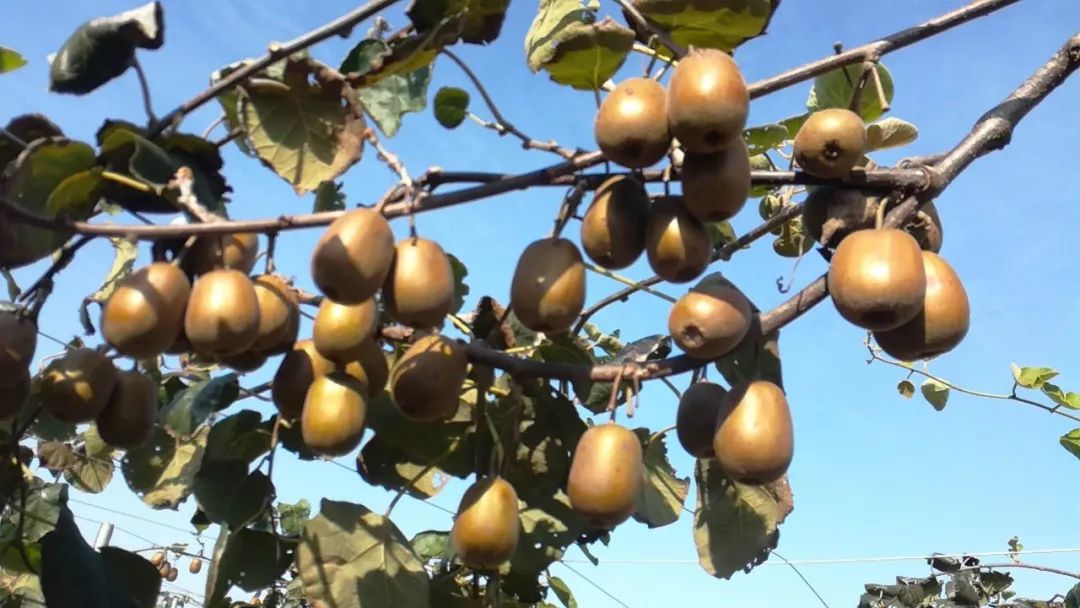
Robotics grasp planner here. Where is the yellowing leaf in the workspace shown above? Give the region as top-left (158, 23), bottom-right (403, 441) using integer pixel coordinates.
top-left (0, 47), bottom-right (27, 73)
top-left (525, 1), bottom-right (634, 90)
top-left (632, 433), bottom-right (689, 528)
top-left (921, 378), bottom-right (949, 411)
top-left (1011, 364), bottom-right (1059, 389)
top-left (88, 238), bottom-right (138, 303)
top-left (634, 0), bottom-right (779, 53)
top-left (897, 379), bottom-right (915, 399)
top-left (1060, 429), bottom-right (1080, 461)
top-left (121, 425), bottom-right (209, 509)
top-left (1042, 382), bottom-right (1080, 410)
top-left (866, 117), bottom-right (918, 151)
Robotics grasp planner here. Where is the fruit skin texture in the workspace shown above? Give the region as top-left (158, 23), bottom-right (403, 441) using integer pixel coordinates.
top-left (189, 559), bottom-right (203, 574)
top-left (680, 138), bottom-right (751, 222)
top-left (594, 77), bottom-right (672, 169)
top-left (301, 372), bottom-right (368, 457)
top-left (186, 233), bottom-right (259, 275)
top-left (676, 382), bottom-right (727, 458)
top-left (667, 48), bottom-right (749, 154)
top-left (96, 370), bottom-right (157, 449)
top-left (383, 237), bottom-right (455, 328)
top-left (313, 298), bottom-right (378, 362)
top-left (184, 269), bottom-right (262, 358)
top-left (390, 335), bottom-right (468, 422)
top-left (41, 348), bottom-right (118, 424)
top-left (451, 477), bottom-right (521, 570)
top-left (668, 276), bottom-right (753, 359)
top-left (802, 188), bottom-right (944, 252)
top-left (310, 208), bottom-right (395, 305)
top-left (101, 262), bottom-right (191, 359)
top-left (580, 175), bottom-right (650, 270)
top-left (272, 340), bottom-right (336, 419)
top-left (0, 367), bottom-right (31, 420)
top-left (645, 196), bottom-right (711, 283)
top-left (873, 252), bottom-right (970, 361)
top-left (0, 311), bottom-right (37, 374)
top-left (713, 380), bottom-right (793, 484)
top-left (567, 423), bottom-right (644, 528)
top-left (344, 339), bottom-right (389, 399)
top-left (827, 228), bottom-right (927, 331)
top-left (793, 108), bottom-right (867, 178)
top-left (250, 274), bottom-right (299, 353)
top-left (510, 238), bottom-right (586, 334)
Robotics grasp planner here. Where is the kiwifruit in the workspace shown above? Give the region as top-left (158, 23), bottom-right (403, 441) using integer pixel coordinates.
top-left (165, 326), bottom-right (192, 355)
top-left (184, 269), bottom-right (261, 357)
top-left (313, 298), bottom-right (378, 362)
top-left (668, 275), bottom-right (753, 359)
top-left (713, 380), bottom-right (793, 484)
top-left (680, 138), bottom-right (751, 222)
top-left (567, 422), bottom-right (644, 529)
top-left (272, 339), bottom-right (336, 419)
top-left (217, 350), bottom-right (268, 373)
top-left (250, 274), bottom-right (299, 353)
top-left (301, 372), bottom-right (368, 457)
top-left (450, 476), bottom-right (521, 570)
top-left (872, 252), bottom-right (970, 361)
top-left (0, 367), bottom-right (31, 420)
top-left (166, 567), bottom-right (178, 582)
top-left (580, 175), bottom-right (650, 269)
top-left (594, 77), bottom-right (672, 169)
top-left (389, 334), bottom-right (468, 422)
top-left (189, 558), bottom-right (202, 574)
top-left (802, 188), bottom-right (944, 252)
top-left (793, 108), bottom-right (867, 178)
top-left (344, 339), bottom-right (389, 398)
top-left (95, 370), bottom-right (157, 449)
top-left (101, 262), bottom-right (191, 359)
top-left (383, 237), bottom-right (455, 328)
top-left (827, 228), bottom-right (927, 331)
top-left (666, 48), bottom-right (749, 154)
top-left (185, 233), bottom-right (259, 275)
top-left (310, 208), bottom-right (395, 305)
top-left (40, 348), bottom-right (118, 424)
top-left (0, 310), bottom-right (37, 373)
top-left (676, 382), bottom-right (727, 458)
top-left (645, 196), bottom-right (711, 283)
top-left (510, 238), bottom-right (586, 334)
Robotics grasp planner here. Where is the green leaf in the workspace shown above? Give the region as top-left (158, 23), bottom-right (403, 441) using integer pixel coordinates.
top-left (806, 63), bottom-right (895, 122)
top-left (0, 114), bottom-right (64, 169)
top-left (512, 489), bottom-right (586, 574)
top-left (743, 124), bottom-right (788, 156)
top-left (897, 379), bottom-right (915, 399)
top-left (1041, 382), bottom-right (1080, 410)
top-left (63, 425), bottom-right (114, 494)
top-left (0, 47), bottom-right (27, 74)
top-left (87, 238), bottom-right (138, 303)
top-left (777, 114), bottom-right (809, 141)
top-left (772, 214), bottom-right (814, 258)
top-left (160, 374), bottom-right (239, 440)
top-left (548, 575), bottom-right (578, 608)
top-left (634, 0), bottom-right (780, 53)
top-left (1011, 363), bottom-right (1059, 389)
top-left (715, 323), bottom-right (783, 389)
top-left (205, 526), bottom-right (293, 606)
top-left (434, 86), bottom-right (470, 129)
top-left (193, 460), bottom-right (273, 528)
top-left (121, 424), bottom-right (208, 509)
top-left (865, 117), bottom-right (918, 152)
top-left (47, 1), bottom-right (164, 94)
top-left (342, 39), bottom-right (432, 137)
top-left (407, 0), bottom-right (510, 44)
top-left (920, 378), bottom-right (949, 411)
top-left (312, 180), bottom-right (346, 213)
top-left (1065, 582), bottom-right (1080, 608)
top-left (357, 435), bottom-right (451, 499)
top-left (1060, 429), bottom-right (1080, 461)
top-left (345, 18), bottom-right (464, 87)
top-left (707, 221), bottom-right (738, 250)
top-left (1007, 535), bottom-right (1023, 555)
top-left (296, 499), bottom-right (429, 607)
top-left (203, 409), bottom-right (272, 464)
top-left (16, 480), bottom-right (67, 542)
top-left (276, 499), bottom-right (311, 537)
top-left (525, 2), bottom-right (635, 90)
top-left (447, 253), bottom-right (470, 315)
top-left (632, 432), bottom-right (689, 528)
top-left (365, 392), bottom-right (475, 478)
top-left (210, 61), bottom-right (255, 156)
top-left (410, 530), bottom-right (452, 561)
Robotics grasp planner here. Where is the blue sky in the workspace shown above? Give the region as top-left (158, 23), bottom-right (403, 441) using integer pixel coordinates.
top-left (3, 1), bottom-right (1080, 606)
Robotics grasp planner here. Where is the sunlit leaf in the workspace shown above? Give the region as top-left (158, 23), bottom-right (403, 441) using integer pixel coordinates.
top-left (276, 499), bottom-right (311, 537)
top-left (865, 117), bottom-right (918, 151)
top-left (806, 62), bottom-right (895, 122)
top-left (410, 530), bottom-right (452, 561)
top-left (87, 238), bottom-right (138, 303)
top-left (1010, 363), bottom-right (1059, 389)
top-left (548, 575), bottom-right (578, 608)
top-left (63, 425), bottom-right (114, 494)
top-left (920, 378), bottom-right (949, 411)
top-left (633, 0), bottom-right (779, 53)
top-left (341, 39), bottom-right (432, 137)
top-left (345, 18), bottom-right (463, 87)
top-left (632, 432), bottom-right (689, 528)
top-left (525, 1), bottom-right (634, 90)
top-left (1060, 429), bottom-right (1080, 462)
top-left (743, 124), bottom-right (787, 156)
top-left (1041, 382), bottom-right (1080, 410)
top-left (121, 425), bottom-right (208, 509)
top-left (0, 47), bottom-right (27, 74)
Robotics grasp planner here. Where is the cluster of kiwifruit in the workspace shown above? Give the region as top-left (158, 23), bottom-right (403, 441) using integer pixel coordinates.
top-left (149, 550), bottom-right (201, 581)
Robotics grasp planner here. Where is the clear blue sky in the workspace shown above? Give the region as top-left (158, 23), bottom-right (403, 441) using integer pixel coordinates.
top-left (3, 1), bottom-right (1080, 606)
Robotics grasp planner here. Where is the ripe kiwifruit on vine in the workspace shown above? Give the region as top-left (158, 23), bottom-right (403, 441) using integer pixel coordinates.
top-left (40, 348), bottom-right (118, 424)
top-left (802, 188), bottom-right (944, 252)
top-left (101, 262), bottom-right (191, 359)
top-left (344, 339), bottom-right (389, 398)
top-left (594, 77), bottom-right (672, 169)
top-left (510, 238), bottom-right (586, 334)
top-left (667, 48), bottom-right (749, 154)
top-left (676, 382), bottom-right (727, 458)
top-left (301, 372), bottom-right (368, 457)
top-left (580, 175), bottom-right (650, 269)
top-left (166, 567), bottom-right (178, 582)
top-left (668, 274), bottom-right (753, 359)
top-left (184, 269), bottom-right (261, 357)
top-left (793, 108), bottom-right (867, 178)
top-left (310, 208), bottom-right (395, 305)
top-left (272, 339), bottom-right (336, 419)
top-left (680, 138), bottom-right (751, 222)
top-left (189, 558), bottom-right (203, 574)
top-left (185, 233), bottom-right (259, 275)
top-left (383, 237), bottom-right (455, 328)
top-left (567, 423), bottom-right (644, 528)
top-left (390, 334), bottom-right (468, 422)
top-left (313, 298), bottom-right (378, 362)
top-left (218, 350), bottom-right (268, 373)
top-left (713, 380), bottom-right (793, 484)
top-left (644, 196), bottom-right (711, 283)
top-left (451, 476), bottom-right (521, 570)
top-left (250, 274), bottom-right (299, 353)
top-left (873, 252), bottom-right (970, 361)
top-left (0, 310), bottom-right (37, 374)
top-left (827, 228), bottom-right (927, 331)
top-left (96, 370), bottom-right (157, 449)
top-left (0, 367), bottom-right (31, 420)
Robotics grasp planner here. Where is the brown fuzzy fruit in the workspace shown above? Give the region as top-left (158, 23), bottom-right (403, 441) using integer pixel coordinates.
top-left (827, 228), bottom-right (927, 331)
top-left (184, 269), bottom-right (261, 357)
top-left (310, 208), bottom-right (395, 305)
top-left (313, 298), bottom-right (378, 362)
top-left (594, 77), bottom-right (672, 169)
top-left (450, 477), bottom-right (521, 570)
top-left (580, 175), bottom-right (650, 270)
top-left (0, 310), bottom-right (37, 374)
top-left (680, 138), bottom-right (751, 222)
top-left (301, 372), bottom-right (368, 457)
top-left (383, 237), bottom-right (455, 328)
top-left (802, 188), bottom-right (944, 252)
top-left (0, 367), bottom-right (31, 420)
top-left (676, 381), bottom-right (727, 459)
top-left (390, 335), bottom-right (468, 422)
top-left (793, 108), bottom-right (867, 178)
top-left (40, 348), bottom-right (118, 424)
top-left (510, 238), bottom-right (586, 334)
top-left (189, 558), bottom-right (203, 574)
top-left (668, 275), bottom-right (753, 359)
top-left (101, 262), bottom-right (191, 359)
top-left (713, 380), bottom-right (793, 484)
top-left (217, 350), bottom-right (268, 373)
top-left (272, 340), bottom-right (336, 420)
top-left (567, 423), bottom-right (644, 528)
top-left (645, 196), bottom-right (711, 283)
top-left (873, 252), bottom-right (970, 361)
top-left (667, 48), bottom-right (749, 154)
top-left (343, 339), bottom-right (390, 398)
top-left (149, 552), bottom-right (165, 568)
top-left (250, 275), bottom-right (299, 353)
top-left (185, 233), bottom-right (259, 275)
top-left (96, 370), bottom-right (157, 449)
top-left (166, 567), bottom-right (178, 582)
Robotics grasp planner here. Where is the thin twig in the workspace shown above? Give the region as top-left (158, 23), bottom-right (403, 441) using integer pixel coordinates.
top-left (132, 57), bottom-right (157, 123)
top-left (771, 550), bottom-right (830, 608)
top-left (202, 115), bottom-right (227, 139)
top-left (611, 0), bottom-right (686, 58)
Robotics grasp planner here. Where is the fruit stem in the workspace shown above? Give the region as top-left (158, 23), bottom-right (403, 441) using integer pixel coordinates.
top-left (583, 263), bottom-right (676, 303)
top-left (101, 171), bottom-right (154, 194)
